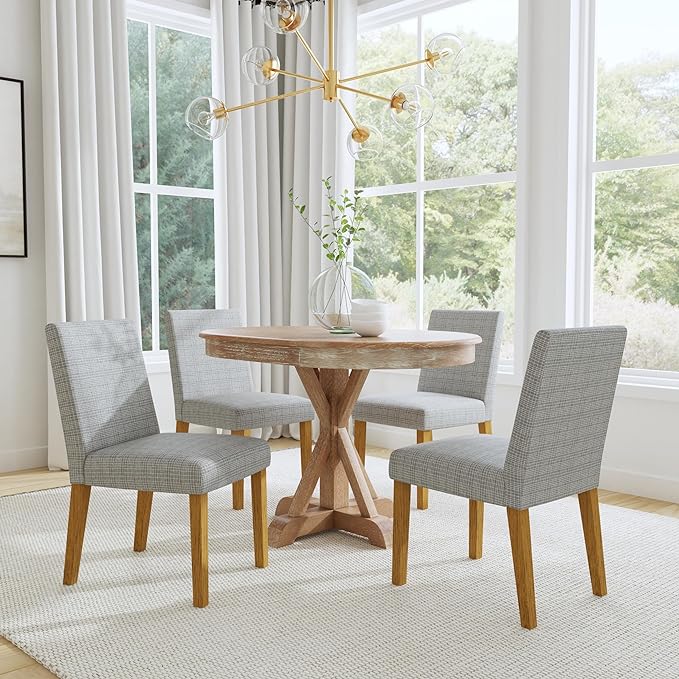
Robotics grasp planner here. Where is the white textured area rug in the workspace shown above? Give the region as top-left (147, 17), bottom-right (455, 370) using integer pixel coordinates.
top-left (1, 449), bottom-right (678, 679)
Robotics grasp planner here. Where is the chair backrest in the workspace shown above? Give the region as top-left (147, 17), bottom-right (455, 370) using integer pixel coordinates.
top-left (504, 326), bottom-right (626, 509)
top-left (418, 309), bottom-right (504, 415)
top-left (45, 319), bottom-right (160, 485)
top-left (165, 309), bottom-right (253, 417)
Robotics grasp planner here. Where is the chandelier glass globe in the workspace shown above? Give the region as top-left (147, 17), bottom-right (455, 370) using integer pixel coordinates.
top-left (185, 96), bottom-right (229, 140)
top-left (241, 46), bottom-right (280, 86)
top-left (263, 0), bottom-right (310, 34)
top-left (346, 125), bottom-right (383, 162)
top-left (427, 33), bottom-right (464, 76)
top-left (390, 84), bottom-right (435, 130)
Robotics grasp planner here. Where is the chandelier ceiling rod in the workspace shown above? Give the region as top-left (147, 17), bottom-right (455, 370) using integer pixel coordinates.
top-left (185, 0), bottom-right (464, 160)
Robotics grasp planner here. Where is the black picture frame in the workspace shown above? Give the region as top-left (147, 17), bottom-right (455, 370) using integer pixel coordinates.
top-left (0, 76), bottom-right (27, 258)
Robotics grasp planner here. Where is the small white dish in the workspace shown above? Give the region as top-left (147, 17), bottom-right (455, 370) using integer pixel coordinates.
top-left (351, 317), bottom-right (389, 337)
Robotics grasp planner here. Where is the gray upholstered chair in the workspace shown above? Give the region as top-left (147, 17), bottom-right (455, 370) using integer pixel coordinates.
top-left (389, 326), bottom-right (626, 629)
top-left (45, 319), bottom-right (271, 608)
top-left (166, 309), bottom-right (315, 510)
top-left (354, 309), bottom-right (503, 510)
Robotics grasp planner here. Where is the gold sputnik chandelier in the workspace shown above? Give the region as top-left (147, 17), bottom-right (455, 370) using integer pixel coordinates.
top-left (185, 0), bottom-right (463, 160)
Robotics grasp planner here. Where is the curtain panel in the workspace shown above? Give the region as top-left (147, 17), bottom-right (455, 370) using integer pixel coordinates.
top-left (41, 0), bottom-right (139, 469)
top-left (212, 0), bottom-right (357, 437)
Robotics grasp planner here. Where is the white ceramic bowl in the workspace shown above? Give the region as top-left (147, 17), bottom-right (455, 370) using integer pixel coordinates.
top-left (351, 317), bottom-right (389, 337)
top-left (352, 299), bottom-right (390, 311)
top-left (351, 310), bottom-right (389, 319)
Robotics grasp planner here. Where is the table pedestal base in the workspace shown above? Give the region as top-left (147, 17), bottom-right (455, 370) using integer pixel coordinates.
top-left (267, 367), bottom-right (394, 549)
top-left (270, 496), bottom-right (393, 548)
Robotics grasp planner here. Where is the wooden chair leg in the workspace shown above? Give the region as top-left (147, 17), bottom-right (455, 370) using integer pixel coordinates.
top-left (469, 499), bottom-right (484, 559)
top-left (300, 420), bottom-right (313, 473)
top-left (416, 430), bottom-right (432, 510)
top-left (63, 484), bottom-right (91, 586)
top-left (232, 480), bottom-right (245, 510)
top-left (578, 488), bottom-right (607, 596)
top-left (507, 507), bottom-right (537, 629)
top-left (392, 481), bottom-right (412, 586)
top-left (230, 430), bottom-right (251, 510)
top-left (354, 420), bottom-right (367, 465)
top-left (134, 491), bottom-right (153, 552)
top-left (189, 494), bottom-right (208, 608)
top-left (176, 420), bottom-right (189, 433)
top-left (416, 486), bottom-right (429, 510)
top-left (478, 420), bottom-right (493, 434)
top-left (250, 470), bottom-right (268, 568)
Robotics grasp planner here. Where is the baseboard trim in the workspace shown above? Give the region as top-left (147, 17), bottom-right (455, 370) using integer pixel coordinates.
top-left (0, 446), bottom-right (48, 474)
top-left (599, 467), bottom-right (679, 504)
top-left (365, 424), bottom-right (679, 504)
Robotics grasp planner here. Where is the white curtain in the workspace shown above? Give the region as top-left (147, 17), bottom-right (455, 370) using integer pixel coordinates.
top-left (212, 0), bottom-right (357, 437)
top-left (41, 0), bottom-right (139, 469)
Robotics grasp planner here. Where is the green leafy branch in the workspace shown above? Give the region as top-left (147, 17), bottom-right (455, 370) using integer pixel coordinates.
top-left (289, 176), bottom-right (367, 264)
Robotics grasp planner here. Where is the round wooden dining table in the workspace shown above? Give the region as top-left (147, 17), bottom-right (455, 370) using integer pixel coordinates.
top-left (200, 326), bottom-right (481, 549)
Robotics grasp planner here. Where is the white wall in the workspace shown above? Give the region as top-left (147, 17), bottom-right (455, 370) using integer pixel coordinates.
top-left (0, 0), bottom-right (47, 473)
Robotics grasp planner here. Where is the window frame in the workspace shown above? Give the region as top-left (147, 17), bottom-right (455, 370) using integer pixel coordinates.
top-left (357, 0), bottom-right (523, 377)
top-left (574, 0), bottom-right (679, 389)
top-left (127, 1), bottom-right (215, 357)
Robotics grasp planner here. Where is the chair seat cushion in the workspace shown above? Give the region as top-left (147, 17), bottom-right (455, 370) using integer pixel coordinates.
top-left (353, 392), bottom-right (487, 431)
top-left (181, 393), bottom-right (315, 431)
top-left (389, 435), bottom-right (509, 506)
top-left (83, 433), bottom-right (271, 495)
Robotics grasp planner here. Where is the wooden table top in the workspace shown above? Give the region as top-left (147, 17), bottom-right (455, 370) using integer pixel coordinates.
top-left (200, 326), bottom-right (481, 370)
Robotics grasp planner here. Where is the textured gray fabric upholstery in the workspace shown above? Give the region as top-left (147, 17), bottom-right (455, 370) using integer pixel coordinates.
top-left (45, 320), bottom-right (160, 485)
top-left (166, 309), bottom-right (252, 406)
top-left (84, 433), bottom-right (270, 495)
top-left (390, 435), bottom-right (509, 505)
top-left (166, 309), bottom-right (314, 428)
top-left (503, 326), bottom-right (626, 508)
top-left (45, 319), bottom-right (270, 493)
top-left (354, 309), bottom-right (503, 430)
top-left (183, 393), bottom-right (315, 431)
top-left (352, 393), bottom-right (486, 431)
top-left (390, 327), bottom-right (626, 509)
top-left (418, 310), bottom-right (504, 417)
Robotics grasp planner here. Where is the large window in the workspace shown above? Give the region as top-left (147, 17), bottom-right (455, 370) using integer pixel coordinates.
top-left (590, 0), bottom-right (679, 374)
top-left (355, 0), bottom-right (519, 363)
top-left (128, 10), bottom-right (215, 351)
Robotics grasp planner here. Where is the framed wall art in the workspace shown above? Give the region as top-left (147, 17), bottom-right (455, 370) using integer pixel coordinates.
top-left (0, 76), bottom-right (27, 258)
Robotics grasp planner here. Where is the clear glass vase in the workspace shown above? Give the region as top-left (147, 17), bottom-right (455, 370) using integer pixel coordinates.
top-left (309, 262), bottom-right (375, 333)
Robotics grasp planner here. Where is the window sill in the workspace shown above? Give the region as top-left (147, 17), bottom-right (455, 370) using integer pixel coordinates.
top-left (141, 352), bottom-right (679, 401)
top-left (144, 351), bottom-right (170, 374)
top-left (373, 365), bottom-right (521, 387)
top-left (615, 379), bottom-right (679, 402)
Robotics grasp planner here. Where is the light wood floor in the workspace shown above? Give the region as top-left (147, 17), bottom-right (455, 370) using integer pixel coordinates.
top-left (0, 438), bottom-right (677, 677)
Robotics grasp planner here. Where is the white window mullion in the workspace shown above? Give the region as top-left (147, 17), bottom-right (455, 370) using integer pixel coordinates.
top-left (415, 15), bottom-right (425, 330)
top-left (150, 194), bottom-right (160, 353)
top-left (593, 152), bottom-right (679, 174)
top-left (134, 183), bottom-right (214, 200)
top-left (573, 0), bottom-right (597, 329)
top-left (148, 22), bottom-right (160, 352)
top-left (359, 171), bottom-right (518, 198)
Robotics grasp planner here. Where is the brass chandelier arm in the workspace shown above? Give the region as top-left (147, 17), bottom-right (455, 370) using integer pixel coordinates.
top-left (336, 83), bottom-right (392, 105)
top-left (340, 55), bottom-right (438, 84)
top-left (337, 97), bottom-right (359, 131)
top-left (271, 68), bottom-right (325, 85)
top-left (295, 31), bottom-right (329, 81)
top-left (328, 0), bottom-right (335, 73)
top-left (224, 85), bottom-right (324, 114)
